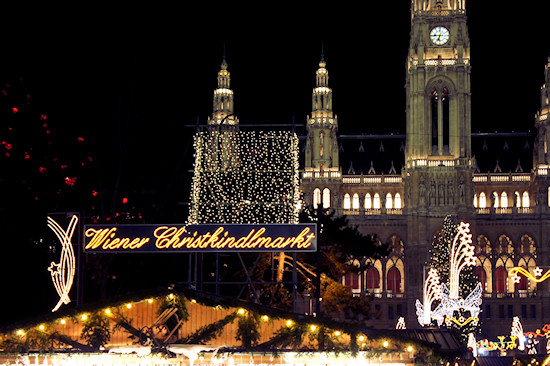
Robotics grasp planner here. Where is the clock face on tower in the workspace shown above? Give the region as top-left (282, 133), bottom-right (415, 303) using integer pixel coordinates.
top-left (430, 26), bottom-right (450, 45)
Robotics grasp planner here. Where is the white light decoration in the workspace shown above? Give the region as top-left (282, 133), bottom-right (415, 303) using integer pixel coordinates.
top-left (395, 316), bottom-right (406, 330)
top-left (417, 221), bottom-right (482, 327)
top-left (448, 222), bottom-right (476, 299)
top-left (511, 316), bottom-right (525, 351)
top-left (188, 130), bottom-right (300, 225)
top-left (415, 268), bottom-right (443, 326)
top-left (47, 215), bottom-right (78, 312)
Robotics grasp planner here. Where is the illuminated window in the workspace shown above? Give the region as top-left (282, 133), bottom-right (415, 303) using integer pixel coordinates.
top-left (386, 193), bottom-right (393, 209)
top-left (313, 188), bottom-right (321, 209)
top-left (476, 267), bottom-right (487, 292)
top-left (344, 272), bottom-right (360, 291)
top-left (343, 193), bottom-right (351, 209)
top-left (365, 193), bottom-right (372, 209)
top-left (373, 193), bottom-right (381, 209)
top-left (522, 191), bottom-right (530, 208)
top-left (387, 267), bottom-right (402, 293)
top-left (473, 193), bottom-right (478, 208)
top-left (322, 188), bottom-right (331, 209)
top-left (501, 192), bottom-right (508, 208)
top-left (517, 268), bottom-right (528, 291)
top-left (394, 193), bottom-right (402, 209)
top-left (492, 192), bottom-right (499, 208)
top-left (496, 267), bottom-right (507, 293)
top-left (366, 267), bottom-right (380, 290)
top-left (515, 191), bottom-right (521, 208)
top-left (479, 192), bottom-right (487, 208)
top-left (352, 193), bottom-right (360, 210)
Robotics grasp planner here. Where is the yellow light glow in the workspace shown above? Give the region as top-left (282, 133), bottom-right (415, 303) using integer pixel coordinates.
top-left (509, 266), bottom-right (550, 283)
top-left (191, 299), bottom-right (197, 303)
top-left (81, 314), bottom-right (88, 321)
top-left (334, 331), bottom-right (341, 336)
top-left (168, 293), bottom-right (174, 299)
top-left (237, 308), bottom-right (246, 315)
top-left (38, 324), bottom-right (45, 331)
top-left (47, 215), bottom-right (78, 312)
top-left (105, 308), bottom-right (111, 315)
top-left (383, 341), bottom-right (389, 347)
top-left (16, 329), bottom-right (24, 336)
top-left (147, 298), bottom-right (154, 304)
top-left (126, 303), bottom-right (132, 309)
top-left (286, 320), bottom-right (293, 327)
top-left (310, 325), bottom-right (317, 331)
top-left (60, 319), bottom-right (66, 325)
top-left (261, 315), bottom-right (269, 322)
top-left (407, 346), bottom-right (414, 352)
top-left (358, 335), bottom-right (365, 342)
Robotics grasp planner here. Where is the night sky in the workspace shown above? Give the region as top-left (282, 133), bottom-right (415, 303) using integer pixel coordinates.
top-left (1, 3), bottom-right (549, 323)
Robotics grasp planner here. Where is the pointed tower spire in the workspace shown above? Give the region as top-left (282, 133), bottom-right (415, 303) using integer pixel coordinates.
top-left (208, 46), bottom-right (238, 125)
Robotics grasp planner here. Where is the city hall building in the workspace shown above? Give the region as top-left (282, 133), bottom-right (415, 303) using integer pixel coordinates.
top-left (205, 0), bottom-right (550, 338)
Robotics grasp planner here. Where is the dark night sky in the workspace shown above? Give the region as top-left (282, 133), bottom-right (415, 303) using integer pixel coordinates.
top-left (1, 3), bottom-right (550, 322)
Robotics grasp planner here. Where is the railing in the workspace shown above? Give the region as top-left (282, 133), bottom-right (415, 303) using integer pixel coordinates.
top-left (476, 207), bottom-right (534, 215)
top-left (341, 175), bottom-right (403, 184)
top-left (343, 208), bottom-right (402, 216)
top-left (302, 171), bottom-right (341, 179)
top-left (473, 173), bottom-right (532, 183)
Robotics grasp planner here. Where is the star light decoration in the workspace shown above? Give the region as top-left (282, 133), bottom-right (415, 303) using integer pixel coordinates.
top-left (188, 129), bottom-right (300, 225)
top-left (510, 266), bottom-right (550, 284)
top-left (47, 215), bottom-right (78, 312)
top-left (511, 316), bottom-right (525, 351)
top-left (416, 221), bottom-right (482, 327)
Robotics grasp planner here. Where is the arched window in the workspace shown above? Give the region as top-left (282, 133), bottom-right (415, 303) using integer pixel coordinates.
top-left (501, 192), bottom-right (508, 208)
top-left (515, 191), bottom-right (521, 208)
top-left (387, 267), bottom-right (402, 293)
top-left (313, 188), bottom-right (321, 209)
top-left (479, 192), bottom-right (487, 208)
top-left (522, 191), bottom-right (530, 208)
top-left (492, 192), bottom-right (499, 208)
top-left (322, 188), bottom-right (331, 209)
top-left (386, 193), bottom-right (393, 209)
top-left (517, 268), bottom-right (528, 292)
top-left (366, 267), bottom-right (380, 291)
top-left (352, 193), bottom-right (360, 210)
top-left (394, 193), bottom-right (402, 209)
top-left (373, 193), bottom-right (381, 209)
top-left (431, 87), bottom-right (450, 154)
top-left (344, 272), bottom-right (360, 292)
top-left (473, 193), bottom-right (478, 208)
top-left (495, 267), bottom-right (508, 293)
top-left (343, 193), bottom-right (351, 210)
top-left (365, 193), bottom-right (372, 209)
top-left (476, 267), bottom-right (487, 292)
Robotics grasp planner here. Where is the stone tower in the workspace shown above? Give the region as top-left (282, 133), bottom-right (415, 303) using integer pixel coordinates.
top-left (305, 54), bottom-right (339, 174)
top-left (403, 0), bottom-right (474, 319)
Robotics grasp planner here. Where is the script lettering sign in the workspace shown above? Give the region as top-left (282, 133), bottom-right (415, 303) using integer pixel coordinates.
top-left (83, 224), bottom-right (317, 253)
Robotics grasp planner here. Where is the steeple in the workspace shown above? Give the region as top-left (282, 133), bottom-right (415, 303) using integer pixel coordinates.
top-left (534, 56), bottom-right (550, 167)
top-left (305, 51), bottom-right (339, 172)
top-left (208, 50), bottom-right (238, 125)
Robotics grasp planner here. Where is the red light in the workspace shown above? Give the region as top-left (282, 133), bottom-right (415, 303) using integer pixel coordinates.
top-left (91, 190), bottom-right (98, 197)
top-left (122, 197), bottom-right (129, 204)
top-left (77, 137), bottom-right (84, 142)
top-left (11, 107), bottom-right (18, 113)
top-left (39, 167), bottom-right (47, 174)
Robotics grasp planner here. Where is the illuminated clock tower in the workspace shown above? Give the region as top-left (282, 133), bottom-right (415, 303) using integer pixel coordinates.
top-left (404, 0), bottom-right (474, 317)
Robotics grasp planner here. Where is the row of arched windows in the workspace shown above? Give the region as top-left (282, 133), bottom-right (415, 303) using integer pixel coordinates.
top-left (474, 191), bottom-right (530, 208)
top-left (343, 193), bottom-right (403, 210)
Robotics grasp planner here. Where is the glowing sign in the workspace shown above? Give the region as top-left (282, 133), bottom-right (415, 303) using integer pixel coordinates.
top-left (83, 224), bottom-right (317, 253)
top-left (47, 215), bottom-right (78, 312)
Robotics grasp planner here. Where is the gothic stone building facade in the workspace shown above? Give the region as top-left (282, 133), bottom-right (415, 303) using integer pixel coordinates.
top-left (207, 1), bottom-right (550, 339)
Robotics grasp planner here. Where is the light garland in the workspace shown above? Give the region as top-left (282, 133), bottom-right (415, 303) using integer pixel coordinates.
top-left (448, 222), bottom-right (476, 299)
top-left (188, 130), bottom-right (300, 225)
top-left (47, 215), bottom-right (78, 312)
top-left (395, 316), bottom-right (406, 330)
top-left (510, 266), bottom-right (550, 284)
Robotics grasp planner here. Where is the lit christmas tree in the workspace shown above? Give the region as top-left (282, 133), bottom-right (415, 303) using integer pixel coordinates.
top-left (426, 216), bottom-right (480, 342)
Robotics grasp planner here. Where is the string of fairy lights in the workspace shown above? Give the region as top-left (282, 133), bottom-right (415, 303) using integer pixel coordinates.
top-left (188, 129), bottom-right (300, 225)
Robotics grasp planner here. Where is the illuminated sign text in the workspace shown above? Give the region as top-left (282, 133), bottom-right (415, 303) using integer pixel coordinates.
top-left (83, 224), bottom-right (317, 253)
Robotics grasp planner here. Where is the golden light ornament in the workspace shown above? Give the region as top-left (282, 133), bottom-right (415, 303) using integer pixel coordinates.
top-left (509, 266), bottom-right (550, 283)
top-left (47, 215), bottom-right (78, 312)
